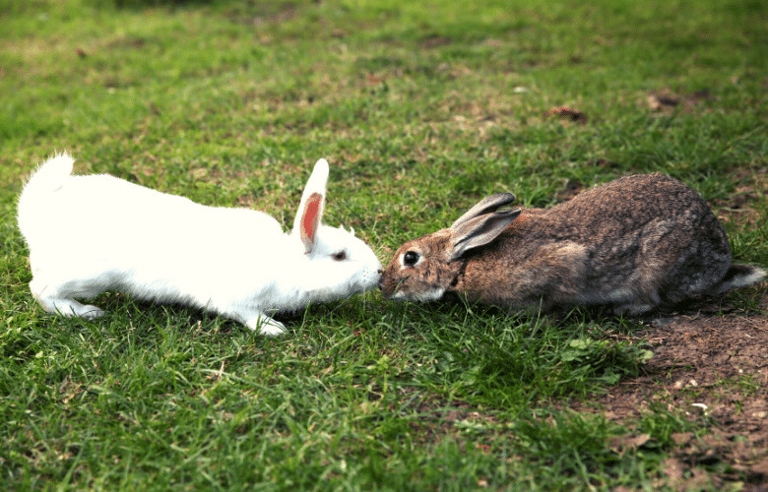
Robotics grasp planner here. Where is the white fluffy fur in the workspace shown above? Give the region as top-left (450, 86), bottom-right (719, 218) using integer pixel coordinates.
top-left (17, 153), bottom-right (382, 335)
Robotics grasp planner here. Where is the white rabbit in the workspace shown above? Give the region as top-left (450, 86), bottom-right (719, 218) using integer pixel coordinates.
top-left (17, 153), bottom-right (382, 335)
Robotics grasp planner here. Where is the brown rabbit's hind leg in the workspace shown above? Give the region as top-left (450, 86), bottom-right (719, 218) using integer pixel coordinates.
top-left (616, 216), bottom-right (727, 315)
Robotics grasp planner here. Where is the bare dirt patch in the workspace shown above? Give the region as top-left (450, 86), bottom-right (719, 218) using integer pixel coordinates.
top-left (575, 301), bottom-right (768, 489)
top-left (646, 89), bottom-right (713, 113)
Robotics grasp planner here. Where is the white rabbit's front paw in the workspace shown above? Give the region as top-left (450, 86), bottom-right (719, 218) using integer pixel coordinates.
top-left (258, 321), bottom-right (286, 336)
top-left (613, 302), bottom-right (656, 317)
top-left (243, 312), bottom-right (286, 336)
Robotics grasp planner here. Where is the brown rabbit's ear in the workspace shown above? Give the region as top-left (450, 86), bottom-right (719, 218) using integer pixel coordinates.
top-left (450, 193), bottom-right (516, 229)
top-left (448, 209), bottom-right (521, 261)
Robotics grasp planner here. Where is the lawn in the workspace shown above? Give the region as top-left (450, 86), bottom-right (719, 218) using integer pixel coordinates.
top-left (1, 0), bottom-right (767, 489)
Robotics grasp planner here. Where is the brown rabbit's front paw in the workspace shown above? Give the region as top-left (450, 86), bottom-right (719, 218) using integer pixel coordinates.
top-left (612, 302), bottom-right (658, 317)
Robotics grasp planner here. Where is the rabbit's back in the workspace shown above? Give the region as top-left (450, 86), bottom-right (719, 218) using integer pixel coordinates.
top-left (542, 173), bottom-right (723, 241)
top-left (22, 167), bottom-right (289, 308)
top-left (463, 174), bottom-right (732, 313)
top-left (24, 170), bottom-right (283, 262)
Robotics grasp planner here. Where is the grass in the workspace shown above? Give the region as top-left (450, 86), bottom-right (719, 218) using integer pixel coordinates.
top-left (1, 0), bottom-right (767, 489)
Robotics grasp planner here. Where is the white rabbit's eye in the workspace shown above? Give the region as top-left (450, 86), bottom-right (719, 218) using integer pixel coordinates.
top-left (332, 250), bottom-right (347, 261)
top-left (403, 251), bottom-right (420, 267)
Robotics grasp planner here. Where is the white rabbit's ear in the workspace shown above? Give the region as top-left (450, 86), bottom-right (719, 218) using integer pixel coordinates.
top-left (293, 159), bottom-right (329, 253)
top-left (298, 192), bottom-right (324, 253)
top-left (448, 209), bottom-right (521, 261)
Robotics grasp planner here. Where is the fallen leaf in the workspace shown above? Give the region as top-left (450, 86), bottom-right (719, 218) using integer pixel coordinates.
top-left (609, 433), bottom-right (651, 454)
top-left (544, 105), bottom-right (587, 123)
top-left (671, 432), bottom-right (694, 446)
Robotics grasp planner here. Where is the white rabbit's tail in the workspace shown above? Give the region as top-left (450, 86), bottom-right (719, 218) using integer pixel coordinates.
top-left (21, 152), bottom-right (74, 196)
top-left (18, 153), bottom-right (75, 237)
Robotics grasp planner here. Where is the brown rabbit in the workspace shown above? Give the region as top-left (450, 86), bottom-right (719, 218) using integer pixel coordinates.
top-left (380, 173), bottom-right (765, 315)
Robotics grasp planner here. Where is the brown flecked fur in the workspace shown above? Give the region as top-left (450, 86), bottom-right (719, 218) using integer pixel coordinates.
top-left (380, 174), bottom-right (766, 315)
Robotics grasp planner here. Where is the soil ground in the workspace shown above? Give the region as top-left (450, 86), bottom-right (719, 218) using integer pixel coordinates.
top-left (574, 298), bottom-right (768, 490)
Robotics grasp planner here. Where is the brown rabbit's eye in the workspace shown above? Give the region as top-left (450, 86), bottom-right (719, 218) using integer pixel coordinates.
top-left (332, 251), bottom-right (347, 261)
top-left (403, 251), bottom-right (420, 266)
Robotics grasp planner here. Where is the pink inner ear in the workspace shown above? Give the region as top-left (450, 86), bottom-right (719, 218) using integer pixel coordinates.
top-left (301, 192), bottom-right (323, 251)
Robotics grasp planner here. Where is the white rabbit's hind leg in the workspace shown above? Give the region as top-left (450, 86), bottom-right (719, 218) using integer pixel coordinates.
top-left (36, 295), bottom-right (105, 319)
top-left (29, 277), bottom-right (105, 319)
